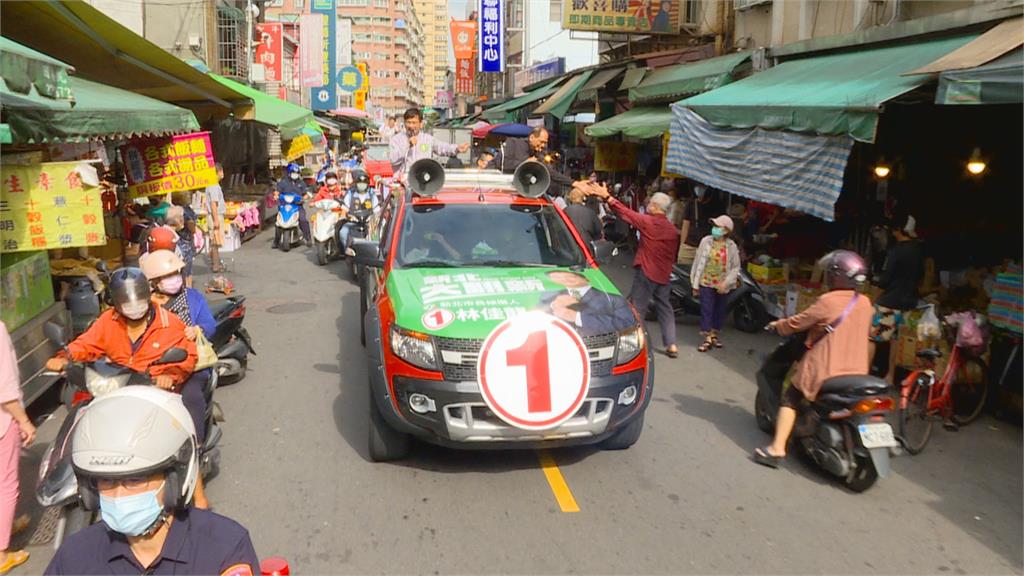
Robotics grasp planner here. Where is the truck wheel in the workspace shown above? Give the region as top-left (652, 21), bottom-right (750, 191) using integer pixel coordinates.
top-left (368, 395), bottom-right (410, 462)
top-left (601, 413), bottom-right (644, 450)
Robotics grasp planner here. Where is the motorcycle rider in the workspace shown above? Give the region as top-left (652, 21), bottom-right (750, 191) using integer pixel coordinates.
top-left (274, 162), bottom-right (311, 248)
top-left (44, 387), bottom-right (259, 575)
top-left (44, 268), bottom-right (197, 393)
top-left (313, 171), bottom-right (346, 203)
top-left (139, 250), bottom-right (216, 509)
top-left (753, 250), bottom-right (873, 468)
top-left (339, 170), bottom-right (379, 255)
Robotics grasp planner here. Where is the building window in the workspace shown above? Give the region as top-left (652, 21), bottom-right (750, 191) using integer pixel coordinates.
top-left (374, 0), bottom-right (389, 7)
top-left (341, 0), bottom-right (370, 5)
top-left (293, 0), bottom-right (304, 8)
top-left (216, 4), bottom-right (247, 79)
top-left (373, 16), bottom-right (392, 24)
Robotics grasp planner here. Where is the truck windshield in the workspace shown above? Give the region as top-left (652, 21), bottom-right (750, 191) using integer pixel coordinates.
top-left (395, 203), bottom-right (587, 268)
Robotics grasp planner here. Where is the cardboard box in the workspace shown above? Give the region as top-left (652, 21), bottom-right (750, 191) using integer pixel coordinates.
top-left (749, 263), bottom-right (787, 285)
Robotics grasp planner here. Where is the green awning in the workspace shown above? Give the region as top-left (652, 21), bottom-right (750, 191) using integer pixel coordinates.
top-left (630, 52), bottom-right (751, 104)
top-left (937, 47), bottom-right (1023, 104)
top-left (482, 78), bottom-right (564, 122)
top-left (533, 71), bottom-right (594, 118)
top-left (584, 106), bottom-right (673, 139)
top-left (577, 67), bottom-right (624, 103)
top-left (619, 68), bottom-right (647, 91)
top-left (0, 124), bottom-right (11, 144)
top-left (302, 119), bottom-right (325, 138)
top-left (1, 36), bottom-right (73, 101)
top-left (680, 35), bottom-right (978, 142)
top-left (3, 76), bottom-right (199, 144)
top-left (208, 73), bottom-right (312, 139)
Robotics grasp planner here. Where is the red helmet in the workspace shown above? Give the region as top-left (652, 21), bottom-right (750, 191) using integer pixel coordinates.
top-left (819, 250), bottom-right (868, 290)
top-left (147, 226), bottom-right (178, 252)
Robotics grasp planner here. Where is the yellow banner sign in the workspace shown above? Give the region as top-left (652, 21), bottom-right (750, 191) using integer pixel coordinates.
top-left (0, 162), bottom-right (105, 253)
top-left (285, 134), bottom-right (314, 161)
top-left (120, 132), bottom-right (218, 199)
top-left (563, 0), bottom-right (681, 34)
top-left (660, 132), bottom-right (683, 178)
top-left (594, 141), bottom-right (638, 172)
top-left (354, 90), bottom-right (367, 111)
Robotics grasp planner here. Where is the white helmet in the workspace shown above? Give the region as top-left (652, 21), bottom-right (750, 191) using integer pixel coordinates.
top-left (72, 387), bottom-right (199, 512)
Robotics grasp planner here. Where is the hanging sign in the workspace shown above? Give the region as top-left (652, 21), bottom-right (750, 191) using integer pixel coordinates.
top-left (285, 135), bottom-right (314, 161)
top-left (562, 0), bottom-right (681, 34)
top-left (456, 57), bottom-right (475, 94)
top-left (256, 23), bottom-right (283, 82)
top-left (660, 132), bottom-right (683, 178)
top-left (594, 141), bottom-right (638, 172)
top-left (0, 161), bottom-right (105, 253)
top-left (478, 0), bottom-right (504, 73)
top-left (119, 132), bottom-right (218, 199)
top-left (309, 0), bottom-right (337, 111)
top-left (299, 13), bottom-right (324, 87)
top-left (337, 65), bottom-right (364, 93)
top-left (450, 20), bottom-right (476, 60)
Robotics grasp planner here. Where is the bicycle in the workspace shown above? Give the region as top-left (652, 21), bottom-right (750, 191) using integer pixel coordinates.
top-left (897, 323), bottom-right (989, 455)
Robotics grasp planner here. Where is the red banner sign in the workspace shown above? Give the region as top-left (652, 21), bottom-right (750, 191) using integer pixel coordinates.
top-left (450, 20), bottom-right (476, 60)
top-left (119, 132), bottom-right (218, 198)
top-left (455, 57), bottom-right (474, 95)
top-left (256, 23), bottom-right (283, 82)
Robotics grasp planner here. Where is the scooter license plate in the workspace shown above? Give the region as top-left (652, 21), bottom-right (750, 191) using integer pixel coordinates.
top-left (858, 423), bottom-right (898, 449)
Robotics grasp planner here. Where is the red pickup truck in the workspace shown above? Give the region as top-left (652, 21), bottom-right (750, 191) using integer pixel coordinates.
top-left (362, 143), bottom-right (393, 186)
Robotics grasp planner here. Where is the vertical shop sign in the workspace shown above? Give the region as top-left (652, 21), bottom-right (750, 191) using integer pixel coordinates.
top-left (337, 16), bottom-right (353, 67)
top-left (119, 132), bottom-right (218, 198)
top-left (309, 0), bottom-right (337, 111)
top-left (299, 13), bottom-right (324, 87)
top-left (450, 20), bottom-right (476, 60)
top-left (0, 162), bottom-right (105, 253)
top-left (255, 23), bottom-right (283, 82)
top-left (456, 57), bottom-right (475, 94)
top-left (478, 0), bottom-right (503, 73)
top-left (354, 62), bottom-right (369, 111)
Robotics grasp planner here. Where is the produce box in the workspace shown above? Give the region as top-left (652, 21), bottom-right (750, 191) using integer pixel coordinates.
top-left (749, 263), bottom-right (787, 285)
top-left (1, 251), bottom-right (55, 332)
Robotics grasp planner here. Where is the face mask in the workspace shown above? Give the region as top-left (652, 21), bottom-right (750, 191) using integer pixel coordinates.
top-left (711, 226), bottom-right (727, 239)
top-left (157, 274), bottom-right (184, 295)
top-left (289, 173), bottom-right (300, 181)
top-left (120, 300), bottom-right (150, 320)
top-left (356, 183), bottom-right (368, 192)
top-left (99, 481), bottom-right (165, 537)
top-left (327, 178), bottom-right (338, 186)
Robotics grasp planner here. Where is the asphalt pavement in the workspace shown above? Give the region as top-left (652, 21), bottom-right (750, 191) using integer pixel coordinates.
top-left (14, 230), bottom-right (1023, 574)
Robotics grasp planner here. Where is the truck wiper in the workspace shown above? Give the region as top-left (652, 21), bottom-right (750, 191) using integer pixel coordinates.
top-left (473, 260), bottom-right (556, 268)
top-left (400, 260), bottom-right (462, 268)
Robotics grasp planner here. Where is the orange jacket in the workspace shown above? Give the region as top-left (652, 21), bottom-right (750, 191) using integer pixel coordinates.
top-left (59, 307), bottom-right (198, 387)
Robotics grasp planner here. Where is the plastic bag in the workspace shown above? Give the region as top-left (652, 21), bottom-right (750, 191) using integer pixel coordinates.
top-left (917, 305), bottom-right (941, 341)
top-left (947, 311), bottom-right (984, 350)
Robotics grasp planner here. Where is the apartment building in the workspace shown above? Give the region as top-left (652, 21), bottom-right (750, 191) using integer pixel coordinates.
top-left (413, 0), bottom-right (451, 108)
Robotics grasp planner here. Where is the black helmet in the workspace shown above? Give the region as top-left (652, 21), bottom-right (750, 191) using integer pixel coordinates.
top-left (819, 250), bottom-right (868, 291)
top-left (352, 169), bottom-right (369, 184)
top-left (325, 171), bottom-right (338, 180)
top-left (108, 267), bottom-right (152, 320)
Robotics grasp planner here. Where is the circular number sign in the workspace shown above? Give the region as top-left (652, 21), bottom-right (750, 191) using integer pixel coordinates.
top-left (422, 308), bottom-right (454, 331)
top-left (477, 312), bottom-right (591, 431)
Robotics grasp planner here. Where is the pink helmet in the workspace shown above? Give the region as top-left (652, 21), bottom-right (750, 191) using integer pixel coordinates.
top-left (819, 249), bottom-right (868, 291)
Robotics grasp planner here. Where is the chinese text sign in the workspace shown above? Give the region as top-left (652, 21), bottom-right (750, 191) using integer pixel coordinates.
top-left (120, 132), bottom-right (218, 199)
top-left (0, 162), bottom-right (105, 253)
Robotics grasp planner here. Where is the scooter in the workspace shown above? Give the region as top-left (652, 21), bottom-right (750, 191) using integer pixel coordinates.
top-left (342, 203), bottom-right (375, 281)
top-left (754, 332), bottom-right (898, 492)
top-left (274, 192), bottom-right (304, 252)
top-left (658, 264), bottom-right (771, 333)
top-left (36, 322), bottom-right (223, 547)
top-left (207, 295), bottom-right (255, 383)
top-left (311, 198), bottom-right (345, 266)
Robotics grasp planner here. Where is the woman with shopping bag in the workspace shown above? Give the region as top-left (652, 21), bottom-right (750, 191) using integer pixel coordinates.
top-left (139, 250), bottom-right (216, 509)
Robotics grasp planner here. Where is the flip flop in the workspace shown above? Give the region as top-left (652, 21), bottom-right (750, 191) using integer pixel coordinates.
top-left (752, 447), bottom-right (783, 469)
top-left (0, 550), bottom-right (29, 574)
top-left (665, 347), bottom-right (678, 358)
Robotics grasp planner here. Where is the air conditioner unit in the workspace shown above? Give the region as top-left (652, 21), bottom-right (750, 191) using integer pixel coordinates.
top-left (734, 0), bottom-right (772, 11)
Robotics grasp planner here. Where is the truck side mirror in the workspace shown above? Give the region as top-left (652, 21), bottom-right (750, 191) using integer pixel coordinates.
top-left (353, 239), bottom-right (384, 268)
top-left (591, 240), bottom-right (616, 265)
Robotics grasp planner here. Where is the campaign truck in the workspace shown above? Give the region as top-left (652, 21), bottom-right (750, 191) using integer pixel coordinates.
top-left (353, 160), bottom-right (654, 461)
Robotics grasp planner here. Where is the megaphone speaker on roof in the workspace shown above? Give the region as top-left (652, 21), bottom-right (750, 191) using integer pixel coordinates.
top-left (513, 161), bottom-right (550, 198)
top-left (408, 158), bottom-right (445, 197)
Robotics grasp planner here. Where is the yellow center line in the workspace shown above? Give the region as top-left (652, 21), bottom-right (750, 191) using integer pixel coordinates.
top-left (537, 450), bottom-right (580, 513)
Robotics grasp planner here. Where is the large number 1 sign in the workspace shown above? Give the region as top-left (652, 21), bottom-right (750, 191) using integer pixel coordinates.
top-left (477, 312), bottom-right (591, 430)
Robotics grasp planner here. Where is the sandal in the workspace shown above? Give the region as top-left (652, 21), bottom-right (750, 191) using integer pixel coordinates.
top-left (697, 336), bottom-right (714, 353)
top-left (752, 447), bottom-right (784, 469)
top-left (0, 550), bottom-right (29, 574)
top-left (665, 347), bottom-right (678, 358)
top-left (711, 334), bottom-right (724, 349)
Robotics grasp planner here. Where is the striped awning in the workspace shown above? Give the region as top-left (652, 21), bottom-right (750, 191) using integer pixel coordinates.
top-left (666, 106), bottom-right (853, 221)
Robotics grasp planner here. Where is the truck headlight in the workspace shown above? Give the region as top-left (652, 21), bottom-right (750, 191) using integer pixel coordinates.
top-left (615, 326), bottom-right (644, 365)
top-left (390, 326), bottom-right (438, 370)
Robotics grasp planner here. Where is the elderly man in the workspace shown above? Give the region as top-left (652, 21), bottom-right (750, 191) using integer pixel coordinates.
top-left (389, 108), bottom-right (469, 180)
top-left (586, 182), bottom-right (681, 358)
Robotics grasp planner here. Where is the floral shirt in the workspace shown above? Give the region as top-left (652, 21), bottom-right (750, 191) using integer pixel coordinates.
top-left (700, 239), bottom-right (729, 288)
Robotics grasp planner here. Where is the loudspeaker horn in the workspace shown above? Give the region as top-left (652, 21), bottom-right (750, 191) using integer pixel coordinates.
top-left (512, 160), bottom-right (550, 198)
top-left (407, 158), bottom-right (445, 197)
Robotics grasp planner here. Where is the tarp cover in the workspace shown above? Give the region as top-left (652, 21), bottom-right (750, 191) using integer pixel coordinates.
top-left (667, 107), bottom-right (853, 221)
top-left (937, 47), bottom-right (1023, 104)
top-left (629, 52), bottom-right (751, 104)
top-left (584, 106), bottom-right (673, 139)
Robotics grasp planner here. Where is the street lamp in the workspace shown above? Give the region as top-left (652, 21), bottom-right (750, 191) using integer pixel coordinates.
top-left (966, 148), bottom-right (987, 175)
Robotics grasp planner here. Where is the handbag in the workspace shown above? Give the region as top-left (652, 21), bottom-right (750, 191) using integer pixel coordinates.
top-left (194, 330), bottom-right (218, 370)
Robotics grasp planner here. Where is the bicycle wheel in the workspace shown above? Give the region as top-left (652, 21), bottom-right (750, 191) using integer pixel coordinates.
top-left (899, 377), bottom-right (933, 455)
top-left (950, 357), bottom-right (989, 425)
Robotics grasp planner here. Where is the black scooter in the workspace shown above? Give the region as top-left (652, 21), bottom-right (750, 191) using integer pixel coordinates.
top-left (653, 264), bottom-right (770, 332)
top-left (343, 206), bottom-right (374, 282)
top-left (36, 322), bottom-right (223, 547)
top-left (207, 295), bottom-right (254, 383)
top-left (754, 332), bottom-right (898, 492)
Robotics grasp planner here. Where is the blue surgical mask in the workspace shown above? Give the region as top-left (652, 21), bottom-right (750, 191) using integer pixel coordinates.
top-left (99, 481), bottom-right (165, 536)
top-left (711, 226), bottom-right (726, 238)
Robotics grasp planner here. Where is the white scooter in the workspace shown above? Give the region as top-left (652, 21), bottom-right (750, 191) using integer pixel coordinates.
top-left (311, 198), bottom-right (345, 266)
